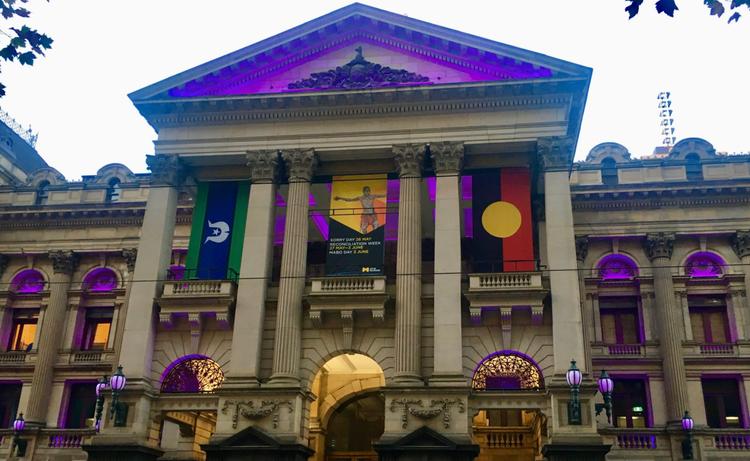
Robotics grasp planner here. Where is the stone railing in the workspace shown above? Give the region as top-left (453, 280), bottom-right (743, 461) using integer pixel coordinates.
top-left (698, 429), bottom-right (750, 451)
top-left (310, 276), bottom-right (386, 295)
top-left (163, 279), bottom-right (231, 296)
top-left (615, 431), bottom-right (658, 449)
top-left (713, 433), bottom-right (750, 450)
top-left (0, 351), bottom-right (29, 364)
top-left (469, 272), bottom-right (541, 291)
top-left (682, 341), bottom-right (738, 357)
top-left (600, 428), bottom-right (669, 455)
top-left (590, 342), bottom-right (662, 359)
top-left (699, 343), bottom-right (737, 355)
top-left (326, 452), bottom-right (378, 461)
top-left (71, 350), bottom-right (104, 363)
top-left (158, 278), bottom-right (237, 329)
top-left (44, 428), bottom-right (95, 448)
top-left (473, 426), bottom-right (536, 449)
top-left (607, 344), bottom-right (643, 356)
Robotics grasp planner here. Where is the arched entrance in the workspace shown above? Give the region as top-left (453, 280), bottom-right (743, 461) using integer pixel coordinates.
top-left (308, 354), bottom-right (385, 461)
top-left (471, 351), bottom-right (547, 461)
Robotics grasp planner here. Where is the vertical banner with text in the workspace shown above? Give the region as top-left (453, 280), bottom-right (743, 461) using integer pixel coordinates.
top-left (326, 174), bottom-right (387, 276)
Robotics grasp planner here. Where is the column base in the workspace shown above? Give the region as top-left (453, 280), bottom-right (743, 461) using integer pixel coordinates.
top-left (82, 443), bottom-right (164, 461)
top-left (390, 374), bottom-right (425, 387)
top-left (541, 442), bottom-right (611, 461)
top-left (221, 375), bottom-right (261, 390)
top-left (266, 374), bottom-right (300, 387)
top-left (428, 374), bottom-right (467, 387)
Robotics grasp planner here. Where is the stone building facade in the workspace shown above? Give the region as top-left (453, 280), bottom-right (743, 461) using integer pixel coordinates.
top-left (0, 4), bottom-right (748, 461)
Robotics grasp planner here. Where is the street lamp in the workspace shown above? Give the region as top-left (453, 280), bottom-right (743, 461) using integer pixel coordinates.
top-left (94, 375), bottom-right (108, 432)
top-left (595, 370), bottom-right (614, 424)
top-left (109, 365), bottom-right (128, 427)
top-left (566, 359), bottom-right (583, 425)
top-left (681, 410), bottom-right (694, 460)
top-left (12, 413), bottom-right (27, 457)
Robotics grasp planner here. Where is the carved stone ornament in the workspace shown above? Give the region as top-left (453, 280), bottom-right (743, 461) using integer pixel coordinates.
top-left (575, 235), bottom-right (589, 263)
top-left (644, 232), bottom-right (675, 261)
top-left (281, 149), bottom-right (317, 182)
top-left (221, 399), bottom-right (293, 429)
top-left (49, 250), bottom-right (79, 275)
top-left (122, 248), bottom-right (137, 273)
top-left (0, 254), bottom-right (8, 279)
top-left (146, 154), bottom-right (186, 186)
top-left (246, 150), bottom-right (279, 184)
top-left (731, 230), bottom-right (750, 259)
top-left (288, 46), bottom-right (430, 91)
top-left (393, 144), bottom-right (425, 178)
top-left (389, 398), bottom-right (465, 429)
top-left (537, 136), bottom-right (574, 171)
top-left (431, 141), bottom-right (464, 174)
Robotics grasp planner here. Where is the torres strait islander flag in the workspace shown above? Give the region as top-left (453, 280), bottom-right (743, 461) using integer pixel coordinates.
top-left (472, 168), bottom-right (534, 272)
top-left (185, 181), bottom-right (250, 279)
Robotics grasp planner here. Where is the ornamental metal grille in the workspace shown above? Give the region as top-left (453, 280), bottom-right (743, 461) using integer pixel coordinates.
top-left (471, 352), bottom-right (543, 390)
top-left (161, 357), bottom-right (225, 393)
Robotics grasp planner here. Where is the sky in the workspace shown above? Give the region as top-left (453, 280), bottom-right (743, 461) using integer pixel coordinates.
top-left (1, 0), bottom-right (749, 179)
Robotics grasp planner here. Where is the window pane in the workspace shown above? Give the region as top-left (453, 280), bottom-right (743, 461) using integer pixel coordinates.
top-left (10, 322), bottom-right (36, 351)
top-left (690, 312), bottom-right (706, 342)
top-left (91, 322), bottom-right (111, 348)
top-left (64, 383), bottom-right (97, 428)
top-left (620, 313), bottom-right (638, 343)
top-left (708, 311), bottom-right (728, 343)
top-left (601, 314), bottom-right (617, 344)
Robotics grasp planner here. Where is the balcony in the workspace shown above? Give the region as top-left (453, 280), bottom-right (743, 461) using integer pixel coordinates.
top-left (599, 428), bottom-right (671, 458)
top-left (683, 341), bottom-right (740, 359)
top-left (465, 272), bottom-right (547, 324)
top-left (473, 426), bottom-right (538, 460)
top-left (0, 350), bottom-right (35, 369)
top-left (157, 269), bottom-right (237, 329)
top-left (55, 349), bottom-right (116, 368)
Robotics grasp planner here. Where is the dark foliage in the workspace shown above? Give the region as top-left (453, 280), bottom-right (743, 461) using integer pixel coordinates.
top-left (0, 0), bottom-right (52, 96)
top-left (626, 0), bottom-right (750, 22)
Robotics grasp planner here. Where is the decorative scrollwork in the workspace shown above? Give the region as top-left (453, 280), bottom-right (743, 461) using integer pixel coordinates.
top-left (161, 355), bottom-right (225, 394)
top-left (222, 400), bottom-right (293, 429)
top-left (471, 351), bottom-right (543, 390)
top-left (390, 398), bottom-right (464, 429)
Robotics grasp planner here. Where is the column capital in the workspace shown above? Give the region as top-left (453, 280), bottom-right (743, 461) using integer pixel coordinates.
top-left (430, 141), bottom-right (464, 175)
top-left (731, 230), bottom-right (750, 259)
top-left (575, 235), bottom-right (589, 263)
top-left (48, 250), bottom-right (79, 275)
top-left (393, 144), bottom-right (425, 178)
top-left (122, 248), bottom-right (138, 273)
top-left (537, 136), bottom-right (574, 171)
top-left (281, 148), bottom-right (317, 182)
top-left (246, 150), bottom-right (280, 184)
top-left (146, 154), bottom-right (186, 186)
top-left (644, 232), bottom-right (675, 261)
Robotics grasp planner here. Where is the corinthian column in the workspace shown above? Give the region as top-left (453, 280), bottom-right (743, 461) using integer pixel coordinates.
top-left (645, 232), bottom-right (689, 422)
top-left (26, 250), bottom-right (79, 425)
top-left (430, 142), bottom-right (465, 385)
top-left (538, 137), bottom-right (587, 375)
top-left (732, 231), bottom-right (750, 337)
top-left (269, 149), bottom-right (317, 386)
top-left (392, 144), bottom-right (424, 385)
top-left (575, 235), bottom-right (593, 371)
top-left (229, 151), bottom-right (279, 386)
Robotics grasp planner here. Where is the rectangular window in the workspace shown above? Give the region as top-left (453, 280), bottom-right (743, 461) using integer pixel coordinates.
top-left (599, 297), bottom-right (641, 345)
top-left (689, 295), bottom-right (729, 344)
top-left (8, 309), bottom-right (38, 351)
top-left (81, 308), bottom-right (113, 350)
top-left (612, 378), bottom-right (650, 428)
top-left (702, 378), bottom-right (744, 428)
top-left (0, 383), bottom-right (21, 428)
top-left (63, 382), bottom-right (97, 429)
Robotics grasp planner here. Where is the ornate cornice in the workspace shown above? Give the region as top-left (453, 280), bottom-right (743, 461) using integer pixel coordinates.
top-left (644, 233), bottom-right (675, 261)
top-left (572, 192), bottom-right (750, 211)
top-left (538, 136), bottom-right (574, 171)
top-left (431, 141), bottom-right (464, 174)
top-left (246, 150), bottom-right (279, 184)
top-left (393, 144), bottom-right (425, 178)
top-left (732, 230), bottom-right (750, 259)
top-left (575, 235), bottom-right (589, 263)
top-left (49, 250), bottom-right (79, 275)
top-left (281, 149), bottom-right (317, 182)
top-left (145, 154), bottom-right (186, 187)
top-left (122, 248), bottom-right (138, 273)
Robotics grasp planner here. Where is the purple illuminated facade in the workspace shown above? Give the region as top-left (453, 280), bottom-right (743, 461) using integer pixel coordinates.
top-left (161, 354), bottom-right (225, 394)
top-left (685, 251), bottom-right (726, 278)
top-left (82, 267), bottom-right (118, 292)
top-left (10, 269), bottom-right (45, 294)
top-left (597, 254), bottom-right (639, 281)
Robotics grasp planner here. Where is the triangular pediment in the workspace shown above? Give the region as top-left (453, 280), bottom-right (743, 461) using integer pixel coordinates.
top-left (130, 3), bottom-right (590, 102)
top-left (389, 426), bottom-right (457, 448)
top-left (213, 425), bottom-right (279, 447)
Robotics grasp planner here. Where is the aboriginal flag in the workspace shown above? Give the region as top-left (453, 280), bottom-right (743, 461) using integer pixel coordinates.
top-left (471, 168), bottom-right (534, 272)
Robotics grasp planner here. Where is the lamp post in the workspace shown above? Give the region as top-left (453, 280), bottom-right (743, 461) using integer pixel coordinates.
top-left (109, 365), bottom-right (128, 427)
top-left (681, 410), bottom-right (694, 460)
top-left (595, 370), bottom-right (614, 424)
top-left (12, 413), bottom-right (27, 457)
top-left (94, 375), bottom-right (108, 432)
top-left (566, 359), bottom-right (583, 425)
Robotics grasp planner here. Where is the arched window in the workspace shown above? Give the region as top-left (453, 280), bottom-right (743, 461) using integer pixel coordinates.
top-left (601, 157), bottom-right (618, 186)
top-left (685, 252), bottom-right (726, 278)
top-left (685, 153), bottom-right (703, 181)
top-left (161, 355), bottom-right (225, 393)
top-left (82, 267), bottom-right (118, 292)
top-left (472, 350), bottom-right (543, 390)
top-left (597, 254), bottom-right (639, 281)
top-left (105, 178), bottom-right (121, 203)
top-left (10, 269), bottom-right (45, 293)
top-left (35, 180), bottom-right (50, 206)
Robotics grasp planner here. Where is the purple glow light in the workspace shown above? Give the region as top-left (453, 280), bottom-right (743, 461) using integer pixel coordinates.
top-left (310, 212), bottom-right (329, 240)
top-left (10, 269), bottom-right (45, 293)
top-left (686, 251), bottom-right (725, 278)
top-left (83, 267), bottom-right (118, 292)
top-left (13, 413), bottom-right (24, 432)
top-left (566, 360), bottom-right (582, 387)
top-left (472, 349), bottom-right (545, 386)
top-left (461, 175), bottom-right (473, 201)
top-left (385, 179), bottom-right (400, 241)
top-left (598, 254), bottom-right (638, 280)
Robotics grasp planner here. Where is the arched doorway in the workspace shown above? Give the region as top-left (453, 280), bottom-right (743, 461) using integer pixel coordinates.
top-left (309, 354), bottom-right (385, 461)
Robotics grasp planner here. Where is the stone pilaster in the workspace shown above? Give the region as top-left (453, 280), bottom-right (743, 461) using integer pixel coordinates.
top-left (113, 248), bottom-right (137, 367)
top-left (430, 142), bottom-right (465, 385)
top-left (228, 151), bottom-right (279, 387)
top-left (0, 254), bottom-right (9, 279)
top-left (539, 137), bottom-right (587, 374)
top-left (733, 231), bottom-right (750, 319)
top-left (269, 149), bottom-right (316, 386)
top-left (26, 250), bottom-right (79, 425)
top-left (392, 144), bottom-right (424, 385)
top-left (575, 235), bottom-right (593, 372)
top-left (645, 232), bottom-right (689, 422)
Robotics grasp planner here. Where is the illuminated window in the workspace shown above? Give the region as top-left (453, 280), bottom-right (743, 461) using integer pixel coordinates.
top-left (702, 378), bottom-right (744, 428)
top-left (10, 269), bottom-right (45, 294)
top-left (81, 308), bottom-right (113, 350)
top-left (472, 351), bottom-right (543, 390)
top-left (600, 297), bottom-right (641, 345)
top-left (613, 379), bottom-right (650, 428)
top-left (597, 254), bottom-right (638, 281)
top-left (685, 252), bottom-right (725, 278)
top-left (689, 296), bottom-right (730, 344)
top-left (82, 267), bottom-right (118, 292)
top-left (8, 309), bottom-right (38, 351)
top-left (161, 355), bottom-right (224, 393)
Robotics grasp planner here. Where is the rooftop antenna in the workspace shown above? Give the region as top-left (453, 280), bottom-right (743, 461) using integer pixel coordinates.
top-left (657, 91), bottom-right (676, 151)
